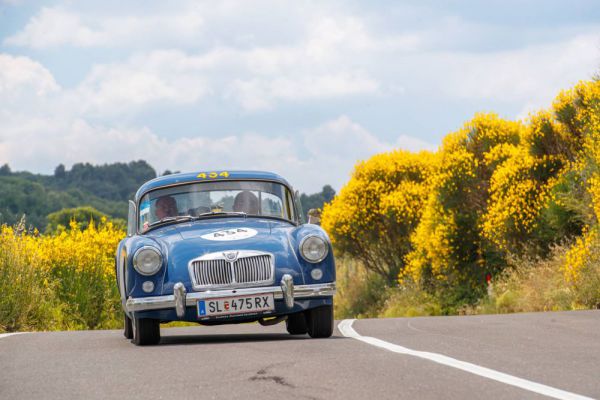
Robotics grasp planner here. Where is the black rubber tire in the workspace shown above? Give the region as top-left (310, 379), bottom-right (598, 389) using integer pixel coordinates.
top-left (123, 314), bottom-right (133, 339)
top-left (306, 304), bottom-right (334, 338)
top-left (285, 312), bottom-right (308, 335)
top-left (132, 318), bottom-right (160, 346)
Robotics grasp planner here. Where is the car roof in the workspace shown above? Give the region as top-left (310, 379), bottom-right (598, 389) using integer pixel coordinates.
top-left (134, 170), bottom-right (295, 201)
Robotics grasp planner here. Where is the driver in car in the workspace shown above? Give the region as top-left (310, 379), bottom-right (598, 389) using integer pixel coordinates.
top-left (154, 196), bottom-right (179, 220)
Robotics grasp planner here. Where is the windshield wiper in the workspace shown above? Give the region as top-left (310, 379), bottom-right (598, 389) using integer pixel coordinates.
top-left (196, 211), bottom-right (247, 219)
top-left (147, 215), bottom-right (195, 228)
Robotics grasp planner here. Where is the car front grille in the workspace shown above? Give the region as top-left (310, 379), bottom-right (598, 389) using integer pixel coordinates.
top-left (189, 251), bottom-right (274, 289)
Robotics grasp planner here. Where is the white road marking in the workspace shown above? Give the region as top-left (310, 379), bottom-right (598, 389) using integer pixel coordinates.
top-left (0, 332), bottom-right (27, 340)
top-left (338, 319), bottom-right (594, 400)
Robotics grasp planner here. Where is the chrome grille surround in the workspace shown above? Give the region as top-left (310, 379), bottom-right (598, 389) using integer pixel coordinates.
top-left (188, 250), bottom-right (275, 290)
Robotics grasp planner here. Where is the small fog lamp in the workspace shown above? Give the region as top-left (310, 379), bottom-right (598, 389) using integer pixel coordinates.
top-left (311, 268), bottom-right (323, 280)
top-left (142, 281), bottom-right (155, 293)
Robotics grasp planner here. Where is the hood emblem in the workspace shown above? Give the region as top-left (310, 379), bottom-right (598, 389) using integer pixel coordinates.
top-left (223, 251), bottom-right (239, 262)
top-left (201, 227), bottom-right (258, 241)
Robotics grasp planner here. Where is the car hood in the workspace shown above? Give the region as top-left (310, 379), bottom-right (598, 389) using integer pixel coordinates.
top-left (145, 218), bottom-right (305, 291)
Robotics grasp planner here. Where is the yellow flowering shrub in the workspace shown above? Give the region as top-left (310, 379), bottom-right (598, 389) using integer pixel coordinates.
top-left (561, 225), bottom-right (600, 308)
top-left (404, 199), bottom-right (455, 283)
top-left (41, 219), bottom-right (124, 329)
top-left (0, 223), bottom-right (61, 332)
top-left (553, 80), bottom-right (600, 147)
top-left (405, 114), bottom-right (522, 303)
top-left (482, 114), bottom-right (567, 250)
top-left (590, 175), bottom-right (600, 222)
top-left (547, 80), bottom-right (600, 287)
top-left (322, 150), bottom-right (434, 283)
top-left (549, 80), bottom-right (600, 305)
top-left (0, 218), bottom-right (124, 331)
top-left (324, 80), bottom-right (600, 314)
top-left (572, 81), bottom-right (600, 222)
top-left (40, 219), bottom-right (120, 279)
top-left (404, 147), bottom-right (477, 283)
top-left (564, 227), bottom-right (597, 282)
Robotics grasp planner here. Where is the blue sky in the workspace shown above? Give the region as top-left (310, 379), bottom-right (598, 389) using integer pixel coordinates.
top-left (0, 1), bottom-right (599, 192)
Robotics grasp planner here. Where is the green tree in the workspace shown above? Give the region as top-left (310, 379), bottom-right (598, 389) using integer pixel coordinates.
top-left (0, 164), bottom-right (11, 176)
top-left (46, 206), bottom-right (124, 232)
top-left (54, 164), bottom-right (66, 179)
top-left (300, 185), bottom-right (336, 218)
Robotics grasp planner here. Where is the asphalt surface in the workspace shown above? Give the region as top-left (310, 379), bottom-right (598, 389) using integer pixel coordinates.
top-left (1, 310), bottom-right (598, 400)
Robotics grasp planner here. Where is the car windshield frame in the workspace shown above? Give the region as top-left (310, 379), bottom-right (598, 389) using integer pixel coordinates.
top-left (136, 179), bottom-right (298, 234)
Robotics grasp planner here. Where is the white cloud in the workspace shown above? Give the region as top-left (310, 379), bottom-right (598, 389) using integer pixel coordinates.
top-left (300, 115), bottom-right (435, 188)
top-left (0, 54), bottom-right (59, 97)
top-left (4, 6), bottom-right (204, 48)
top-left (75, 51), bottom-right (211, 114)
top-left (3, 4), bottom-right (392, 112)
top-left (4, 7), bottom-right (105, 48)
top-left (0, 103), bottom-right (432, 192)
top-left (58, 15), bottom-right (386, 114)
top-left (0, 111), bottom-right (297, 179)
top-left (1, 2), bottom-right (599, 193)
top-left (304, 115), bottom-right (389, 158)
top-left (395, 135), bottom-right (438, 152)
top-left (459, 34), bottom-right (599, 103)
top-left (10, 4), bottom-right (595, 116)
top-left (228, 73), bottom-right (379, 111)
top-left (410, 34), bottom-right (600, 115)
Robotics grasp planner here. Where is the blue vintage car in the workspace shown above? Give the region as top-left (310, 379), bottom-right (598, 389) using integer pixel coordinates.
top-left (116, 170), bottom-right (336, 345)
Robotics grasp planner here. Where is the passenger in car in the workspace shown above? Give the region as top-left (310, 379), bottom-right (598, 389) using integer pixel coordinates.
top-left (233, 191), bottom-right (259, 215)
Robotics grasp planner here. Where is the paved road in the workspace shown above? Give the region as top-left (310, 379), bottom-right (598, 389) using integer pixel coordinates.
top-left (1, 310), bottom-right (598, 399)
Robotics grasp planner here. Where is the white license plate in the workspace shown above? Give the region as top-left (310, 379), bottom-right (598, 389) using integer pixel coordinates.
top-left (197, 293), bottom-right (275, 317)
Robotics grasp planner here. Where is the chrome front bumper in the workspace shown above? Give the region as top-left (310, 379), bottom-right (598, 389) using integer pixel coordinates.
top-left (125, 275), bottom-right (336, 317)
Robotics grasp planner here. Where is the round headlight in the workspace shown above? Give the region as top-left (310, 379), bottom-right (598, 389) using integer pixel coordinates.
top-left (300, 235), bottom-right (329, 263)
top-left (133, 247), bottom-right (163, 276)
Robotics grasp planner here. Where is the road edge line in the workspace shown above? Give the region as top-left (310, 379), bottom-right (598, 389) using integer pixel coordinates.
top-left (338, 319), bottom-right (594, 400)
top-left (0, 332), bottom-right (27, 340)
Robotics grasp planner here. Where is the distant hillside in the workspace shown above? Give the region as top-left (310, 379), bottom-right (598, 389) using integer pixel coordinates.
top-left (0, 161), bottom-right (334, 230)
top-left (0, 161), bottom-right (156, 229)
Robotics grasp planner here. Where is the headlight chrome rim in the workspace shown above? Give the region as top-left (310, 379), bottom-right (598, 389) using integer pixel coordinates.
top-left (133, 246), bottom-right (163, 276)
top-left (299, 235), bottom-right (329, 263)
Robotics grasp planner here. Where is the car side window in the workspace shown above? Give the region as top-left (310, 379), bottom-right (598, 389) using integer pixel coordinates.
top-left (261, 192), bottom-right (284, 217)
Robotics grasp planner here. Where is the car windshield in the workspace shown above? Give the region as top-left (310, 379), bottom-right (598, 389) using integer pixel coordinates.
top-left (138, 180), bottom-right (295, 232)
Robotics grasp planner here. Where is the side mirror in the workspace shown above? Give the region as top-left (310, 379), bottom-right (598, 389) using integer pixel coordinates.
top-left (307, 208), bottom-right (321, 225)
top-left (127, 200), bottom-right (136, 237)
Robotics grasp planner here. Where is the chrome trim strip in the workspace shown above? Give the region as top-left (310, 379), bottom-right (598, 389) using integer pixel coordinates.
top-left (126, 294), bottom-right (176, 312)
top-left (125, 282), bottom-right (336, 313)
top-left (117, 249), bottom-right (127, 305)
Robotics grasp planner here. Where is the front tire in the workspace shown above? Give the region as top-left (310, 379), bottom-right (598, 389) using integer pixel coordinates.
top-left (132, 318), bottom-right (160, 346)
top-left (306, 304), bottom-right (333, 338)
top-left (124, 314), bottom-right (133, 339)
top-left (286, 312), bottom-right (308, 335)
